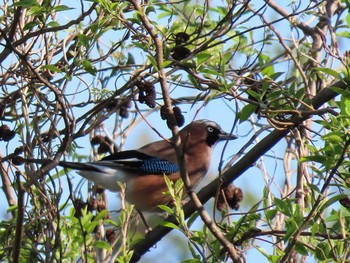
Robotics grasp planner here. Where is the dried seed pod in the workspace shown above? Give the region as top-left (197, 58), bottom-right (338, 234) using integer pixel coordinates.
top-left (0, 102), bottom-right (6, 119)
top-left (106, 99), bottom-right (118, 111)
top-left (96, 202), bottom-right (107, 212)
top-left (73, 199), bottom-right (87, 218)
top-left (94, 185), bottom-right (105, 194)
top-left (119, 99), bottom-right (132, 118)
top-left (340, 197), bottom-right (350, 208)
top-left (119, 108), bottom-right (129, 118)
top-left (217, 184), bottom-right (243, 211)
top-left (91, 135), bottom-right (105, 145)
top-left (98, 141), bottom-right (110, 154)
top-left (142, 92), bottom-right (156, 108)
top-left (87, 198), bottom-right (97, 211)
top-left (12, 156), bottom-right (25, 166)
top-left (136, 81), bottom-right (156, 108)
top-left (0, 124), bottom-right (10, 134)
top-left (106, 228), bottom-right (116, 243)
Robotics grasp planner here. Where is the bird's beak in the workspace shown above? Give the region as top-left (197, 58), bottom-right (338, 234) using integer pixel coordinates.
top-left (218, 131), bottom-right (237, 141)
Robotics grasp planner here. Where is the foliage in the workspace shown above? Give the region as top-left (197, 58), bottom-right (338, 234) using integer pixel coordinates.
top-left (0, 0), bottom-right (350, 262)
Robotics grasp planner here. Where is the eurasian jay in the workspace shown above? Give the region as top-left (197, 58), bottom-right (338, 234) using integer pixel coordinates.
top-left (26, 120), bottom-right (237, 211)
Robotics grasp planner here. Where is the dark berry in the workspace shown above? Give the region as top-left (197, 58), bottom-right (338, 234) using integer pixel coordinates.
top-left (171, 46), bottom-right (190, 60)
top-left (173, 106), bottom-right (185, 127)
top-left (14, 146), bottom-right (25, 155)
top-left (175, 32), bottom-right (190, 45)
top-left (0, 125), bottom-right (16, 141)
top-left (160, 105), bottom-right (167, 120)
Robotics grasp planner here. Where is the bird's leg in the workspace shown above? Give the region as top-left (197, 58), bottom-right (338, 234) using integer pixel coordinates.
top-left (136, 208), bottom-right (152, 233)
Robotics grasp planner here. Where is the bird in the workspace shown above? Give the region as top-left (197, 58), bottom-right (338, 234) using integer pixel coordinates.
top-left (25, 120), bottom-right (237, 211)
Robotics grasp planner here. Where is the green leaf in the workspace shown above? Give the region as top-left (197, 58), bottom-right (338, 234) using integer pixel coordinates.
top-left (188, 74), bottom-right (198, 87)
top-left (311, 222), bottom-right (319, 236)
top-left (315, 243), bottom-right (330, 261)
top-left (47, 21), bottom-right (60, 27)
top-left (85, 221), bottom-right (98, 234)
top-left (274, 197), bottom-right (292, 216)
top-left (146, 6), bottom-right (155, 14)
top-left (265, 209), bottom-right (277, 222)
top-left (161, 60), bottom-right (172, 69)
top-left (246, 89), bottom-right (260, 100)
top-left (200, 68), bottom-right (221, 76)
top-left (147, 54), bottom-right (158, 70)
top-left (104, 219), bottom-right (120, 228)
top-left (346, 13), bottom-right (350, 28)
top-left (78, 34), bottom-right (91, 49)
top-left (284, 222), bottom-right (297, 242)
top-left (261, 65), bottom-right (274, 77)
top-left (53, 5), bottom-right (74, 12)
top-left (196, 52), bottom-right (212, 65)
top-left (318, 194), bottom-right (348, 217)
top-left (93, 240), bottom-right (111, 251)
top-left (300, 155), bottom-right (327, 164)
top-left (158, 205), bottom-right (174, 214)
top-left (294, 242), bottom-right (308, 256)
top-left (239, 104), bottom-right (256, 123)
top-left (41, 65), bottom-right (62, 73)
top-left (29, 5), bottom-right (47, 15)
top-left (82, 60), bottom-right (97, 75)
top-left (13, 0), bottom-right (39, 7)
top-left (94, 209), bottom-right (108, 221)
top-left (314, 67), bottom-right (341, 80)
top-left (322, 132), bottom-right (344, 143)
top-left (187, 211), bottom-right (199, 228)
top-left (159, 221), bottom-right (180, 230)
top-left (269, 72), bottom-right (284, 80)
top-left (23, 21), bottom-right (38, 30)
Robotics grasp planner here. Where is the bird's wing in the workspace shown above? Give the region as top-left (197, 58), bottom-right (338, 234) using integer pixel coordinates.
top-left (59, 150), bottom-right (179, 175)
top-left (98, 150), bottom-right (180, 175)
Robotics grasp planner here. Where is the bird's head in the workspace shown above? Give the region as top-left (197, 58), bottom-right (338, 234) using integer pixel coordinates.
top-left (180, 119), bottom-right (237, 147)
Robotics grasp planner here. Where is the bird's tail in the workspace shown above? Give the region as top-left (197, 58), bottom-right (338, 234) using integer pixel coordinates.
top-left (13, 157), bottom-right (122, 192)
top-left (14, 157), bottom-right (100, 172)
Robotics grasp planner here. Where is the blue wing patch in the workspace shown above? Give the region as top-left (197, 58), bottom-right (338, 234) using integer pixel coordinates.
top-left (139, 158), bottom-right (179, 174)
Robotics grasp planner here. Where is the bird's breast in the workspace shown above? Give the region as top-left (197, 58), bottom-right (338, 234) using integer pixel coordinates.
top-left (126, 173), bottom-right (180, 211)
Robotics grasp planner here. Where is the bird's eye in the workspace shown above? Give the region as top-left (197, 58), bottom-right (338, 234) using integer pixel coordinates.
top-left (207, 126), bottom-right (214, 133)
